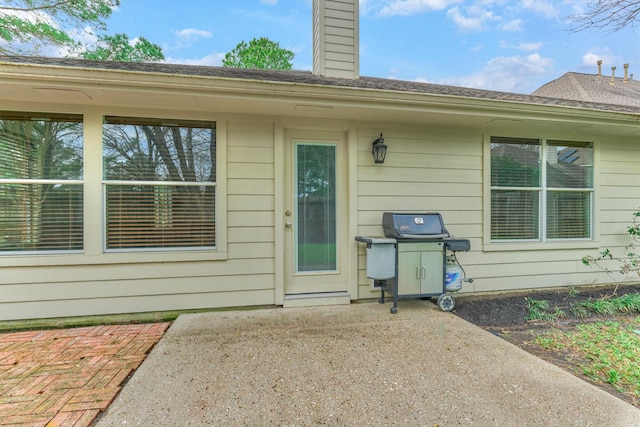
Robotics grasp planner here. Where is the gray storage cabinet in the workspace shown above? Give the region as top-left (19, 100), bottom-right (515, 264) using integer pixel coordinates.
top-left (397, 241), bottom-right (444, 296)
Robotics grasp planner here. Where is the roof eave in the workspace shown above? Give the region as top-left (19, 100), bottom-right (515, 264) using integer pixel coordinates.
top-left (1, 60), bottom-right (639, 128)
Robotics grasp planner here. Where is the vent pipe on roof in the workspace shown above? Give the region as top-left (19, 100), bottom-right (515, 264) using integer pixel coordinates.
top-left (623, 63), bottom-right (629, 82)
top-left (610, 66), bottom-right (616, 85)
top-left (597, 60), bottom-right (602, 77)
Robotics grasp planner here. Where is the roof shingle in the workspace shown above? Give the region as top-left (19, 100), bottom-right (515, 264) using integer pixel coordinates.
top-left (532, 72), bottom-right (640, 108)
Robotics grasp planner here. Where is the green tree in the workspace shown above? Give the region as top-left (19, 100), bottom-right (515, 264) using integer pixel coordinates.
top-left (81, 33), bottom-right (164, 62)
top-left (570, 1), bottom-right (640, 33)
top-left (0, 0), bottom-right (163, 62)
top-left (222, 37), bottom-right (294, 70)
top-left (0, 0), bottom-right (118, 56)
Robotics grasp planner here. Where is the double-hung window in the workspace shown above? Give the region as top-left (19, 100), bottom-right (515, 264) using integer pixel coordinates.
top-left (490, 136), bottom-right (593, 241)
top-left (102, 117), bottom-right (216, 251)
top-left (0, 112), bottom-right (84, 252)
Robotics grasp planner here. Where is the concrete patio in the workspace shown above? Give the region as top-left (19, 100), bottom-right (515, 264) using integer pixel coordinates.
top-left (96, 300), bottom-right (640, 426)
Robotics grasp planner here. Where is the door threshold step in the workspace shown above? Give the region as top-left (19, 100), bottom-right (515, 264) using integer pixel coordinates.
top-left (283, 291), bottom-right (351, 308)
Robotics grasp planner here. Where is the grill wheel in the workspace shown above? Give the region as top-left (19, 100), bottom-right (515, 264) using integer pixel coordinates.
top-left (437, 293), bottom-right (455, 312)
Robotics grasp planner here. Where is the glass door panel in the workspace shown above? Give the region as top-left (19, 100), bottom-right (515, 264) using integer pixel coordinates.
top-left (295, 143), bottom-right (337, 272)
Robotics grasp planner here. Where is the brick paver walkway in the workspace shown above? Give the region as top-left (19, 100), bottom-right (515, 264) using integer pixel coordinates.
top-left (0, 323), bottom-right (170, 426)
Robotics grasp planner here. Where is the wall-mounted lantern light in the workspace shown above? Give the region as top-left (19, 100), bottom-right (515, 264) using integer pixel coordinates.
top-left (371, 133), bottom-right (387, 164)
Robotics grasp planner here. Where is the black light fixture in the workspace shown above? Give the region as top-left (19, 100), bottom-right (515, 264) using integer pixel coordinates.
top-left (371, 133), bottom-right (387, 164)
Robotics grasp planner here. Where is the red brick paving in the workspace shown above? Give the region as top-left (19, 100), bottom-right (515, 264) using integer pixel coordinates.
top-left (0, 323), bottom-right (170, 427)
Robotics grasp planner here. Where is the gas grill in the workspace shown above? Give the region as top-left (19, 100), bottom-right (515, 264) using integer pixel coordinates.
top-left (356, 212), bottom-right (470, 314)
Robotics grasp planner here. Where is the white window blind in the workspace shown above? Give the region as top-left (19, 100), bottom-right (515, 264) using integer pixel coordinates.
top-left (545, 140), bottom-right (593, 239)
top-left (102, 117), bottom-right (216, 250)
top-left (491, 136), bottom-right (593, 241)
top-left (0, 112), bottom-right (84, 252)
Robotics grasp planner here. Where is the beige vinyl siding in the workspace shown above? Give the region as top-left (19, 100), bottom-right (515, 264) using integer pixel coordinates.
top-left (471, 135), bottom-right (639, 292)
top-left (355, 126), bottom-right (483, 299)
top-left (469, 135), bottom-right (637, 293)
top-left (312, 0), bottom-right (359, 79)
top-left (355, 127), bottom-right (640, 300)
top-left (594, 136), bottom-right (640, 281)
top-left (2, 264), bottom-right (274, 300)
top-left (0, 116), bottom-right (279, 321)
top-left (1, 108), bottom-right (637, 320)
top-left (0, 263), bottom-right (276, 320)
top-left (458, 250), bottom-right (597, 292)
top-left (1, 287), bottom-right (275, 320)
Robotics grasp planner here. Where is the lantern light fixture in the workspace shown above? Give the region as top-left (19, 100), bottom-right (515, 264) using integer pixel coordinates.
top-left (371, 133), bottom-right (387, 164)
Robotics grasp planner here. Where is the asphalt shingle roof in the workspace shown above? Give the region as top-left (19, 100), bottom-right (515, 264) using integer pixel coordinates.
top-left (2, 56), bottom-right (640, 115)
top-left (532, 71), bottom-right (640, 108)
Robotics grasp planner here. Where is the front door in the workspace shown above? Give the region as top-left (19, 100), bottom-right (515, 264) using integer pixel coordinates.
top-left (284, 130), bottom-right (348, 295)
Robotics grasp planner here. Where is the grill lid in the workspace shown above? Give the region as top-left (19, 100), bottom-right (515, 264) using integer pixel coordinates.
top-left (382, 212), bottom-right (449, 239)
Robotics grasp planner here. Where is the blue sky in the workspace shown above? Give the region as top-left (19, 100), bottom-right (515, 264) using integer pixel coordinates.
top-left (104, 1), bottom-right (639, 94)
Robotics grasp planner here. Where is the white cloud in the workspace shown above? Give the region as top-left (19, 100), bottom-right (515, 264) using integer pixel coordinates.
top-left (69, 26), bottom-right (98, 46)
top-left (474, 0), bottom-right (510, 5)
top-left (166, 52), bottom-right (226, 66)
top-left (520, 0), bottom-right (557, 19)
top-left (386, 67), bottom-right (401, 79)
top-left (412, 76), bottom-right (431, 83)
top-left (501, 18), bottom-right (523, 32)
top-left (582, 49), bottom-right (621, 72)
top-left (563, 0), bottom-right (588, 17)
top-left (260, 0), bottom-right (278, 4)
top-left (170, 28), bottom-right (213, 52)
top-left (0, 7), bottom-right (56, 26)
top-left (175, 28), bottom-right (213, 41)
top-left (359, 0), bottom-right (372, 14)
top-left (52, 25), bottom-right (98, 57)
top-left (440, 53), bottom-right (553, 92)
top-left (500, 40), bottom-right (543, 51)
top-left (447, 5), bottom-right (499, 32)
top-left (377, 0), bottom-right (462, 16)
top-left (0, 6), bottom-right (62, 55)
top-left (516, 42), bottom-right (543, 51)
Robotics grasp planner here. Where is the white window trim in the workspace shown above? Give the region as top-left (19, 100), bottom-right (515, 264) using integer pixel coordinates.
top-left (0, 111), bottom-right (228, 267)
top-left (483, 134), bottom-right (600, 252)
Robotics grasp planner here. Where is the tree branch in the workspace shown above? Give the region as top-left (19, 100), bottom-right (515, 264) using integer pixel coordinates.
top-left (569, 0), bottom-right (640, 33)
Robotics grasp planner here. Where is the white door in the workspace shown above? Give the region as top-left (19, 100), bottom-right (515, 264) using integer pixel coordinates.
top-left (283, 130), bottom-right (348, 295)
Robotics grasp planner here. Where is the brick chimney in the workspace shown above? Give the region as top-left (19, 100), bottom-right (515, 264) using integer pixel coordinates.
top-left (312, 0), bottom-right (359, 79)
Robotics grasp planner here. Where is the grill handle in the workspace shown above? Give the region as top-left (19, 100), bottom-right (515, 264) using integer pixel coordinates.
top-left (396, 233), bottom-right (450, 239)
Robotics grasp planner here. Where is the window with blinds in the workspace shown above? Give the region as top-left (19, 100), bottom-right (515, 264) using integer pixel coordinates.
top-left (102, 117), bottom-right (216, 250)
top-left (0, 112), bottom-right (84, 252)
top-left (490, 136), bottom-right (593, 241)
